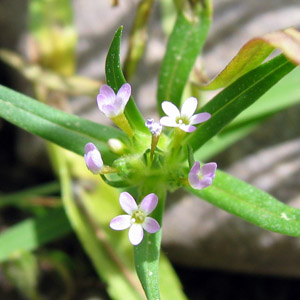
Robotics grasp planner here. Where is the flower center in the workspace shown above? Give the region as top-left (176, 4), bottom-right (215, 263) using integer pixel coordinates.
top-left (176, 116), bottom-right (190, 125)
top-left (131, 209), bottom-right (146, 224)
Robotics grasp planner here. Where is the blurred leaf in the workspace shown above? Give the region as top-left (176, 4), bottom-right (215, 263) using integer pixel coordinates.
top-left (157, 0), bottom-right (212, 113)
top-left (0, 85), bottom-right (125, 164)
top-left (196, 66), bottom-right (300, 161)
top-left (188, 170), bottom-right (300, 236)
top-left (2, 250), bottom-right (40, 300)
top-left (200, 27), bottom-right (300, 90)
top-left (184, 54), bottom-right (296, 152)
top-left (0, 49), bottom-right (101, 97)
top-left (0, 209), bottom-right (72, 263)
top-left (106, 27), bottom-right (147, 133)
top-left (124, 0), bottom-right (155, 80)
top-left (29, 0), bottom-right (76, 75)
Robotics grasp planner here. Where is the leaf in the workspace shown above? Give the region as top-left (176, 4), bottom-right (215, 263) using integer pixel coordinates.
top-left (0, 85), bottom-right (125, 164)
top-left (124, 0), bottom-right (155, 80)
top-left (106, 27), bottom-right (147, 133)
top-left (0, 208), bottom-right (72, 263)
top-left (200, 27), bottom-right (300, 90)
top-left (196, 66), bottom-right (300, 161)
top-left (188, 170), bottom-right (300, 236)
top-left (0, 49), bottom-right (101, 97)
top-left (184, 54), bottom-right (296, 152)
top-left (157, 0), bottom-right (212, 113)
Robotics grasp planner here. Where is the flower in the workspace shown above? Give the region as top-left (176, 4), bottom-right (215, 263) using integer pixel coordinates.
top-left (97, 83), bottom-right (131, 118)
top-left (188, 161), bottom-right (217, 189)
top-left (84, 143), bottom-right (103, 174)
top-left (110, 192), bottom-right (160, 245)
top-left (160, 97), bottom-right (211, 132)
top-left (145, 118), bottom-right (162, 136)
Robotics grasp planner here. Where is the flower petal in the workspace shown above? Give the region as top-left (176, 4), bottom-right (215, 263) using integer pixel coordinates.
top-left (129, 223), bottom-right (144, 245)
top-left (179, 124), bottom-right (196, 132)
top-left (98, 84), bottom-right (115, 103)
top-left (190, 161), bottom-right (200, 175)
top-left (140, 193), bottom-right (158, 215)
top-left (143, 217), bottom-right (160, 233)
top-left (201, 162), bottom-right (217, 178)
top-left (190, 112), bottom-right (211, 125)
top-left (110, 215), bottom-right (131, 230)
top-left (162, 101), bottom-right (180, 117)
top-left (84, 142), bottom-right (97, 153)
top-left (160, 116), bottom-right (178, 128)
top-left (119, 192), bottom-right (138, 215)
top-left (117, 83), bottom-right (131, 105)
top-left (181, 97), bottom-right (198, 118)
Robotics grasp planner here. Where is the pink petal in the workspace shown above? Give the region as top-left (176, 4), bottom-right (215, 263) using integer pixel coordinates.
top-left (84, 143), bottom-right (103, 174)
top-left (99, 84), bottom-right (115, 103)
top-left (129, 224), bottom-right (144, 245)
top-left (143, 217), bottom-right (160, 233)
top-left (190, 112), bottom-right (211, 125)
top-left (140, 193), bottom-right (158, 215)
top-left (110, 215), bottom-right (131, 230)
top-left (117, 83), bottom-right (131, 105)
top-left (181, 97), bottom-right (198, 118)
top-left (119, 192), bottom-right (138, 215)
top-left (160, 116), bottom-right (178, 128)
top-left (190, 161), bottom-right (200, 175)
top-left (179, 124), bottom-right (196, 132)
top-left (162, 101), bottom-right (180, 117)
top-left (189, 175), bottom-right (213, 190)
top-left (201, 162), bottom-right (217, 178)
top-left (84, 142), bottom-right (97, 153)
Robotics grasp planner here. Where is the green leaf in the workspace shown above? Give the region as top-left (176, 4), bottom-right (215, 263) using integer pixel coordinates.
top-left (188, 170), bottom-right (300, 236)
top-left (157, 0), bottom-right (212, 113)
top-left (184, 54), bottom-right (296, 152)
top-left (0, 208), bottom-right (72, 263)
top-left (199, 27), bottom-right (300, 90)
top-left (196, 66), bottom-right (300, 161)
top-left (106, 27), bottom-right (147, 133)
top-left (0, 85), bottom-right (125, 164)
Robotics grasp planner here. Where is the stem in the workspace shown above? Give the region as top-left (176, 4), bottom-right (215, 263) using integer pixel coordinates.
top-left (111, 113), bottom-right (134, 137)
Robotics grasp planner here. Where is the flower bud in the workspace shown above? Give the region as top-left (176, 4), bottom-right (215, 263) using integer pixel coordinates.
top-left (84, 143), bottom-right (103, 174)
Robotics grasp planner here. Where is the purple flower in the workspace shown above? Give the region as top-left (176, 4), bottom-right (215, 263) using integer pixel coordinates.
top-left (188, 161), bottom-right (217, 189)
top-left (110, 192), bottom-right (160, 245)
top-left (145, 118), bottom-right (162, 136)
top-left (97, 83), bottom-right (131, 118)
top-left (84, 143), bottom-right (103, 174)
top-left (160, 97), bottom-right (211, 132)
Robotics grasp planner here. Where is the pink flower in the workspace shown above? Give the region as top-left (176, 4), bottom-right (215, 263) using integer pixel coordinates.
top-left (145, 118), bottom-right (162, 136)
top-left (84, 143), bottom-right (103, 174)
top-left (160, 97), bottom-right (211, 132)
top-left (188, 161), bottom-right (217, 189)
top-left (110, 192), bottom-right (160, 245)
top-left (97, 83), bottom-right (131, 118)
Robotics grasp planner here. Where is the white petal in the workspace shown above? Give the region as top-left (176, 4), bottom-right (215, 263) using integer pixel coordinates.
top-left (181, 97), bottom-right (197, 118)
top-left (119, 192), bottom-right (138, 215)
top-left (162, 101), bottom-right (180, 117)
top-left (140, 193), bottom-right (158, 215)
top-left (160, 116), bottom-right (178, 128)
top-left (110, 215), bottom-right (131, 230)
top-left (129, 224), bottom-right (144, 245)
top-left (179, 124), bottom-right (196, 132)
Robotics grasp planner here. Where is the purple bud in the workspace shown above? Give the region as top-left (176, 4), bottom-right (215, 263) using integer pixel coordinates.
top-left (84, 143), bottom-right (103, 174)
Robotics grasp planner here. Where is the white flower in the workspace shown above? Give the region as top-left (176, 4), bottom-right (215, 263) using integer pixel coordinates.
top-left (160, 97), bottom-right (211, 132)
top-left (110, 192), bottom-right (160, 245)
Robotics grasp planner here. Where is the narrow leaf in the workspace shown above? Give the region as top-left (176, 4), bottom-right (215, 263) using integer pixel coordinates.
top-left (106, 27), bottom-right (147, 133)
top-left (0, 85), bottom-right (125, 163)
top-left (0, 209), bottom-right (72, 263)
top-left (188, 170), bottom-right (300, 236)
top-left (157, 0), bottom-right (212, 113)
top-left (200, 27), bottom-right (300, 90)
top-left (184, 54), bottom-right (296, 152)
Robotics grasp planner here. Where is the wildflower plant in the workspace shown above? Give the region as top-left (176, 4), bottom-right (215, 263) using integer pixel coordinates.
top-left (0, 0), bottom-right (300, 299)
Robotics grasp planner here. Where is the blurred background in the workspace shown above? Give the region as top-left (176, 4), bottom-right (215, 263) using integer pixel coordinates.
top-left (1, 0), bottom-right (300, 299)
